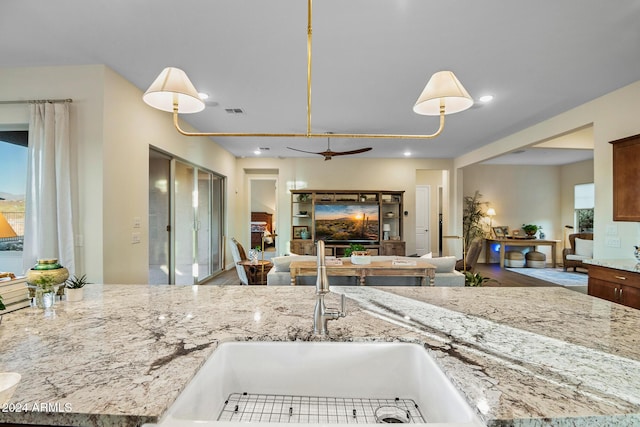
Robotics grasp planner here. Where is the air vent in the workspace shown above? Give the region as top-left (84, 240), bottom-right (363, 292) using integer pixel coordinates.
top-left (259, 147), bottom-right (270, 151)
top-left (225, 108), bottom-right (245, 114)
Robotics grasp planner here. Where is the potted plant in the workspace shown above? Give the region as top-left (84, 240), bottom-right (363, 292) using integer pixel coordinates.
top-left (344, 243), bottom-right (371, 265)
top-left (65, 274), bottom-right (90, 302)
top-left (522, 224), bottom-right (542, 238)
top-left (344, 243), bottom-right (366, 257)
top-left (464, 271), bottom-right (490, 287)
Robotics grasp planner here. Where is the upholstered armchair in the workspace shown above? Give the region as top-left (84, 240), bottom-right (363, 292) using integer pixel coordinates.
top-left (563, 233), bottom-right (594, 271)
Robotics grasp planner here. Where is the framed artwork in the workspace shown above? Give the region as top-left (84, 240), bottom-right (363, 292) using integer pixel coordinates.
top-left (292, 226), bottom-right (308, 239)
top-left (492, 226), bottom-right (510, 238)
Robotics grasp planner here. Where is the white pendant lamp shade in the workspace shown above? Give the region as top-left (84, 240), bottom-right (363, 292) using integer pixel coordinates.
top-left (413, 71), bottom-right (473, 116)
top-left (143, 67), bottom-right (205, 114)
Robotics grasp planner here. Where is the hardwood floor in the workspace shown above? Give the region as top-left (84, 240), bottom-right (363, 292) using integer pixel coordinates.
top-left (203, 263), bottom-right (561, 287)
top-left (472, 263), bottom-right (563, 288)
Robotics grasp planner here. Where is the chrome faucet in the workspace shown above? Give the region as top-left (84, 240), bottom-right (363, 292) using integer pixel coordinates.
top-left (313, 240), bottom-right (346, 335)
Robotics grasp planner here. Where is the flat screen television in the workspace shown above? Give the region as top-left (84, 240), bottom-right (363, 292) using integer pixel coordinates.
top-left (314, 204), bottom-right (379, 242)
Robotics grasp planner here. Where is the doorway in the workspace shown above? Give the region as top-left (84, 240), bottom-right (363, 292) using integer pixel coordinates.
top-left (149, 148), bottom-right (225, 285)
top-left (248, 176), bottom-right (278, 260)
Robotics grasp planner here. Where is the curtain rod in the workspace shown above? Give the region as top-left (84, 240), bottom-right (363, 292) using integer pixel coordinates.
top-left (0, 98), bottom-right (73, 105)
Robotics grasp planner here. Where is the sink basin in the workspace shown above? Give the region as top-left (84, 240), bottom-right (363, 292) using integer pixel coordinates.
top-left (155, 342), bottom-right (484, 426)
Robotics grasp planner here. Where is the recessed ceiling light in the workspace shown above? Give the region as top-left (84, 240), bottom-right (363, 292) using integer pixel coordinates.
top-left (198, 92), bottom-right (209, 100)
top-left (479, 95), bottom-right (494, 103)
top-left (404, 151), bottom-right (412, 157)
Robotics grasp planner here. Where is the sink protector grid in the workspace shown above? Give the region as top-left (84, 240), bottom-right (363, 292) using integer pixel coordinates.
top-left (218, 393), bottom-right (426, 423)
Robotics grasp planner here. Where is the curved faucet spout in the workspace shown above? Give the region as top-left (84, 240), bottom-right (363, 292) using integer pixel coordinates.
top-left (313, 240), bottom-right (346, 335)
top-left (316, 240), bottom-right (330, 295)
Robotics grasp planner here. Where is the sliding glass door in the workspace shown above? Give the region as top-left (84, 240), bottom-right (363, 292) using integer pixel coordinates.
top-left (149, 148), bottom-right (225, 285)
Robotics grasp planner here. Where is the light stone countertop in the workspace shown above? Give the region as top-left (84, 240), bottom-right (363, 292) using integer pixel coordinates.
top-left (0, 284), bottom-right (639, 427)
top-left (583, 258), bottom-right (640, 273)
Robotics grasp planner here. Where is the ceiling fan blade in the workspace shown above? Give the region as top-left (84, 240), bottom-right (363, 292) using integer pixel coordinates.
top-left (327, 147), bottom-right (373, 156)
top-left (287, 146), bottom-right (321, 155)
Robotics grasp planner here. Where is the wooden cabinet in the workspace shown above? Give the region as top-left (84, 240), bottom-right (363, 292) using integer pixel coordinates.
top-left (588, 264), bottom-right (640, 309)
top-left (381, 241), bottom-right (406, 256)
top-left (610, 134), bottom-right (640, 221)
top-left (290, 240), bottom-right (316, 255)
top-left (290, 190), bottom-right (405, 255)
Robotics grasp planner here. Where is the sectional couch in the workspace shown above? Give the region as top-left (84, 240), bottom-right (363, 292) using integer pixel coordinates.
top-left (266, 255), bottom-right (465, 286)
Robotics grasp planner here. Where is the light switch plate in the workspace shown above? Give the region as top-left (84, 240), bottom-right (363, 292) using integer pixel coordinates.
top-left (606, 224), bottom-right (618, 235)
top-left (606, 237), bottom-right (621, 248)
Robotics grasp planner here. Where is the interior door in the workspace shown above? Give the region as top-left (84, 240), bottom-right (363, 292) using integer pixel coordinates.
top-left (415, 185), bottom-right (431, 256)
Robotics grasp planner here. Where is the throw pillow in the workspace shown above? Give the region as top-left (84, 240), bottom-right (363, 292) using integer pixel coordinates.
top-left (425, 256), bottom-right (456, 273)
top-left (272, 256), bottom-right (293, 272)
top-left (420, 252), bottom-right (433, 258)
top-left (574, 237), bottom-right (594, 258)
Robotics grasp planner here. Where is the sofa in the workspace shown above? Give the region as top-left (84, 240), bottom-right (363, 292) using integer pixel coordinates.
top-left (266, 255), bottom-right (465, 286)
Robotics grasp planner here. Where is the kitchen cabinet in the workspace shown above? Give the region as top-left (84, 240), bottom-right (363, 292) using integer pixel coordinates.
top-left (610, 133), bottom-right (640, 221)
top-left (588, 264), bottom-right (640, 309)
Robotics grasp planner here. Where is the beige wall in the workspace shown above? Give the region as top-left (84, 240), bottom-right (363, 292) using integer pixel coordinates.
top-left (5, 64), bottom-right (637, 282)
top-left (462, 161), bottom-right (593, 264)
top-left (457, 79), bottom-right (640, 260)
top-left (2, 65), bottom-right (238, 283)
top-left (0, 65), bottom-right (106, 279)
top-left (235, 157), bottom-right (456, 257)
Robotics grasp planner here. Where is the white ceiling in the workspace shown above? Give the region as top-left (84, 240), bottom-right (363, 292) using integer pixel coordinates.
top-left (3, 0), bottom-right (639, 165)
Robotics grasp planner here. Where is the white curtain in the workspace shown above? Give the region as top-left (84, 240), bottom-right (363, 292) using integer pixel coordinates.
top-left (22, 102), bottom-right (75, 275)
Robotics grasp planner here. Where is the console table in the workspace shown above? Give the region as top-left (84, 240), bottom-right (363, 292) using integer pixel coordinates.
top-left (289, 259), bottom-right (436, 286)
top-left (485, 238), bottom-right (560, 268)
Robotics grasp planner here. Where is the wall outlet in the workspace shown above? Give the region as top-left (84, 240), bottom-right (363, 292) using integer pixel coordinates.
top-left (132, 232), bottom-right (141, 244)
top-left (133, 217), bottom-right (141, 228)
top-left (606, 224), bottom-right (618, 235)
top-left (606, 237), bottom-right (621, 248)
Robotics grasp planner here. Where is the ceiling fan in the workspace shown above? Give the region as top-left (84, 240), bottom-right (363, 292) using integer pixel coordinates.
top-left (287, 134), bottom-right (372, 161)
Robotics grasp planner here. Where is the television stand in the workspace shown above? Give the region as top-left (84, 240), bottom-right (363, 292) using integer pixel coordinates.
top-left (290, 190), bottom-right (406, 256)
top-left (290, 240), bottom-right (405, 256)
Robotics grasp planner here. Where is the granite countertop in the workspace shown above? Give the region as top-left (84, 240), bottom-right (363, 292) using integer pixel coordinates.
top-left (1, 284), bottom-right (639, 427)
top-left (583, 258), bottom-right (640, 273)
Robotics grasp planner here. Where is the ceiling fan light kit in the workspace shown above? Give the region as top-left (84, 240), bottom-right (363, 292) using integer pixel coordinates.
top-left (143, 0), bottom-right (473, 143)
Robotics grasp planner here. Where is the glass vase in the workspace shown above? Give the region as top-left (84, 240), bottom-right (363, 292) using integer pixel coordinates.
top-left (33, 285), bottom-right (58, 309)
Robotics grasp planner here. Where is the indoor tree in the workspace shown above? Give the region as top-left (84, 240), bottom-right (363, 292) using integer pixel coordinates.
top-left (462, 191), bottom-right (490, 252)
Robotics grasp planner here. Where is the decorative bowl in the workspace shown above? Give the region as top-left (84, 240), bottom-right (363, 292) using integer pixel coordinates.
top-left (0, 372), bottom-right (21, 405)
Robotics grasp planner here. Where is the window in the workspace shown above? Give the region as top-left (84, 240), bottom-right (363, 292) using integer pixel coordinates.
top-left (574, 183), bottom-right (594, 232)
top-left (0, 131), bottom-right (28, 275)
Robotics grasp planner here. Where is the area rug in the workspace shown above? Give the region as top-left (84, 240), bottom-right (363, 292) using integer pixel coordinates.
top-left (506, 267), bottom-right (588, 287)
